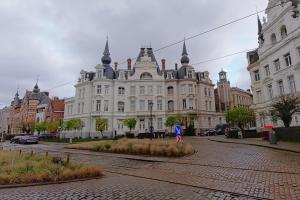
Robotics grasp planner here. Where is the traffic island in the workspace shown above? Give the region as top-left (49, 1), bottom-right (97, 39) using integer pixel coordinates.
top-left (65, 138), bottom-right (194, 157)
top-left (0, 150), bottom-right (103, 185)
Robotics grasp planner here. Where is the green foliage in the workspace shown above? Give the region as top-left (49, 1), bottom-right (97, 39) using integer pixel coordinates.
top-left (124, 118), bottom-right (137, 133)
top-left (95, 118), bottom-right (108, 136)
top-left (225, 107), bottom-right (255, 131)
top-left (176, 114), bottom-right (187, 126)
top-left (35, 122), bottom-right (47, 133)
top-left (271, 95), bottom-right (300, 128)
top-left (274, 127), bottom-right (300, 142)
top-left (62, 119), bottom-right (82, 131)
top-left (165, 116), bottom-right (178, 131)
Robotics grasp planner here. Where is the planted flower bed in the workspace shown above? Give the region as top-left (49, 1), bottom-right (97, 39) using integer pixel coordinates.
top-left (66, 139), bottom-right (194, 157)
top-left (0, 151), bottom-right (102, 185)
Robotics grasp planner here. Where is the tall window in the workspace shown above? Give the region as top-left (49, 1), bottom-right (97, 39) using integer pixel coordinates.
top-left (188, 84), bottom-right (193, 94)
top-left (181, 85), bottom-right (186, 94)
top-left (97, 85), bottom-right (102, 94)
top-left (254, 70), bottom-right (260, 81)
top-left (97, 70), bottom-right (103, 79)
top-left (278, 80), bottom-right (284, 96)
top-left (118, 101), bottom-right (125, 112)
top-left (82, 88), bottom-right (85, 98)
top-left (140, 86), bottom-right (145, 95)
top-left (118, 87), bottom-right (125, 95)
top-left (104, 100), bottom-right (109, 112)
top-left (204, 88), bottom-right (207, 96)
top-left (281, 25), bottom-right (287, 39)
top-left (209, 101), bottom-right (212, 111)
top-left (157, 100), bottom-right (162, 111)
top-left (274, 59), bottom-right (280, 71)
top-left (208, 117), bottom-right (212, 127)
top-left (157, 118), bottom-right (163, 130)
top-left (130, 86), bottom-right (136, 95)
top-left (267, 84), bottom-right (273, 100)
top-left (264, 65), bottom-right (270, 76)
top-left (167, 86), bottom-right (174, 95)
top-left (157, 86), bottom-right (162, 95)
top-left (78, 103), bottom-right (81, 114)
top-left (96, 100), bottom-right (101, 112)
top-left (168, 100), bottom-right (174, 111)
top-left (189, 98), bottom-right (194, 109)
top-left (140, 100), bottom-right (145, 111)
top-left (130, 100), bottom-right (135, 112)
top-left (188, 70), bottom-right (193, 79)
top-left (182, 99), bottom-right (186, 110)
top-left (284, 53), bottom-right (292, 67)
top-left (104, 85), bottom-right (109, 95)
top-left (147, 86), bottom-right (153, 95)
top-left (148, 100), bottom-right (153, 111)
top-left (205, 100), bottom-right (208, 110)
top-left (288, 75), bottom-right (296, 93)
top-left (256, 91), bottom-right (262, 103)
top-left (208, 88), bottom-right (211, 97)
top-left (81, 103), bottom-right (84, 113)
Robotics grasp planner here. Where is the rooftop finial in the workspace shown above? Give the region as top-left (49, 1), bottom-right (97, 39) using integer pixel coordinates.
top-left (180, 38), bottom-right (189, 65)
top-left (101, 37), bottom-right (112, 67)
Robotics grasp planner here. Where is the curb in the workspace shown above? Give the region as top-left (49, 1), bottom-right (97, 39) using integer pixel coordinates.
top-left (0, 176), bottom-right (102, 189)
top-left (208, 138), bottom-right (300, 153)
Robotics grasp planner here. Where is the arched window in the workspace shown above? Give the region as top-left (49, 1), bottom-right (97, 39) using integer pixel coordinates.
top-left (167, 86), bottom-right (174, 95)
top-left (118, 87), bottom-right (125, 95)
top-left (118, 101), bottom-right (125, 112)
top-left (140, 72), bottom-right (152, 80)
top-left (271, 33), bottom-right (277, 44)
top-left (280, 25), bottom-right (287, 39)
top-left (168, 100), bottom-right (174, 111)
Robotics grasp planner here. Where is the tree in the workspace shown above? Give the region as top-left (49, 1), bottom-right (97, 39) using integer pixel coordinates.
top-left (165, 116), bottom-right (177, 133)
top-left (271, 95), bottom-right (300, 128)
top-left (124, 118), bottom-right (137, 134)
top-left (46, 121), bottom-right (60, 133)
top-left (34, 122), bottom-right (47, 135)
top-left (225, 107), bottom-right (255, 132)
top-left (96, 118), bottom-right (108, 137)
top-left (176, 114), bottom-right (187, 126)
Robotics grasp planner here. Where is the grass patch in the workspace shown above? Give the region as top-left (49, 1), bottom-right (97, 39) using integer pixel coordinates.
top-left (0, 151), bottom-right (102, 185)
top-left (66, 139), bottom-right (194, 157)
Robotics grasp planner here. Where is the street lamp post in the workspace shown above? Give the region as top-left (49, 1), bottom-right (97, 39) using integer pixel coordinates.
top-left (149, 101), bottom-right (154, 140)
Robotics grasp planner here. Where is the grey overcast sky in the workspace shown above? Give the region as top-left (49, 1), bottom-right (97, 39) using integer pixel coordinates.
top-left (0, 0), bottom-right (269, 108)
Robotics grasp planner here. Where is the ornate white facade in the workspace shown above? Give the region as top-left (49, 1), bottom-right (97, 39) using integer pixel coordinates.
top-left (64, 41), bottom-right (226, 138)
top-left (247, 0), bottom-right (300, 129)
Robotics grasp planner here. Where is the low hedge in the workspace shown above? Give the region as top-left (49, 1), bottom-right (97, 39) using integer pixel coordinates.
top-left (274, 127), bottom-right (300, 142)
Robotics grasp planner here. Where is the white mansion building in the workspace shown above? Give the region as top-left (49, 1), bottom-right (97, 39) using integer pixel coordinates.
top-left (64, 41), bottom-right (226, 138)
top-left (247, 0), bottom-right (300, 129)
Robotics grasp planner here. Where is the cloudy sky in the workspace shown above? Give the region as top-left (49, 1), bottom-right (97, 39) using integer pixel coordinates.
top-left (0, 0), bottom-right (269, 108)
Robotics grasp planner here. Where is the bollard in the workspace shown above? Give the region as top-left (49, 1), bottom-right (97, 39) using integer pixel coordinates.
top-left (19, 149), bottom-right (22, 156)
top-left (66, 154), bottom-right (70, 164)
top-left (46, 152), bottom-right (48, 157)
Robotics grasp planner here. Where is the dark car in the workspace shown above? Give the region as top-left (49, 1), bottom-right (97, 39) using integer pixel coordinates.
top-left (10, 136), bottom-right (23, 143)
top-left (201, 129), bottom-right (216, 136)
top-left (18, 136), bottom-right (39, 144)
top-left (38, 133), bottom-right (57, 140)
top-left (215, 124), bottom-right (229, 135)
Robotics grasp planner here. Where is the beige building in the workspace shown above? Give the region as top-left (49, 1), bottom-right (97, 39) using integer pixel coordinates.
top-left (64, 40), bottom-right (226, 138)
top-left (215, 70), bottom-right (253, 112)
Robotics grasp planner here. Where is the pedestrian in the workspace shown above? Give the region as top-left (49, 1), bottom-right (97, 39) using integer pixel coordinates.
top-left (175, 125), bottom-right (183, 143)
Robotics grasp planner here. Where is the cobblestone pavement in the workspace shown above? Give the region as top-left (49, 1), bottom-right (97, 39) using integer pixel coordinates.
top-left (1, 138), bottom-right (300, 200)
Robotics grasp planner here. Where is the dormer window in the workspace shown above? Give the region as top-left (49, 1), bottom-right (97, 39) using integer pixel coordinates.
top-left (280, 25), bottom-right (287, 39)
top-left (97, 70), bottom-right (103, 79)
top-left (118, 87), bottom-right (125, 95)
top-left (140, 72), bottom-right (152, 80)
top-left (188, 70), bottom-right (193, 79)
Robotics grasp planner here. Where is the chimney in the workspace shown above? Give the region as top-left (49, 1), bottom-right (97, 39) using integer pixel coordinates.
top-left (161, 59), bottom-right (166, 71)
top-left (114, 62), bottom-right (118, 71)
top-left (127, 58), bottom-right (132, 70)
top-left (175, 63), bottom-right (178, 71)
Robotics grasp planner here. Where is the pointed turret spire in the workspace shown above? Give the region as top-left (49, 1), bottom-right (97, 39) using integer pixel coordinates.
top-left (257, 15), bottom-right (264, 45)
top-left (33, 82), bottom-right (40, 93)
top-left (180, 39), bottom-right (189, 65)
top-left (101, 38), bottom-right (112, 67)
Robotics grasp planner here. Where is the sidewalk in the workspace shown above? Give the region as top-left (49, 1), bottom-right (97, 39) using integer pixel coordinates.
top-left (207, 135), bottom-right (300, 153)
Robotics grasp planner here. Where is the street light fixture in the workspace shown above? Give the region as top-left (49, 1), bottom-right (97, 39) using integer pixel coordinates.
top-left (148, 101), bottom-right (154, 139)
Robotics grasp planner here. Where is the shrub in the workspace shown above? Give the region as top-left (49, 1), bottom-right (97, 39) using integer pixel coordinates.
top-left (274, 127), bottom-right (300, 142)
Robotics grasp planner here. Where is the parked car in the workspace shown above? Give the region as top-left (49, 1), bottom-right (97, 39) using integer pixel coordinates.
top-left (18, 136), bottom-right (39, 144)
top-left (38, 133), bottom-right (57, 140)
top-left (10, 136), bottom-right (23, 143)
top-left (201, 129), bottom-right (216, 136)
top-left (215, 124), bottom-right (229, 135)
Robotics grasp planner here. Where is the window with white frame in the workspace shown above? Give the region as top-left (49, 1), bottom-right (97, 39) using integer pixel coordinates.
top-left (188, 70), bottom-right (193, 79)
top-left (205, 100), bottom-right (208, 111)
top-left (96, 100), bottom-right (101, 112)
top-left (97, 70), bottom-right (103, 79)
top-left (139, 100), bottom-right (145, 111)
top-left (104, 100), bottom-right (109, 112)
top-left (264, 65), bottom-right (270, 76)
top-left (188, 84), bottom-right (193, 94)
top-left (167, 86), bottom-right (174, 95)
top-left (118, 87), bottom-right (125, 95)
top-left (278, 80), bottom-right (284, 96)
top-left (97, 85), bottom-right (102, 94)
top-left (181, 85), bottom-right (186, 94)
top-left (288, 75), bottom-right (296, 93)
top-left (147, 86), bottom-right (153, 95)
top-left (130, 86), bottom-right (136, 95)
top-left (189, 98), bottom-right (194, 109)
top-left (254, 70), bottom-right (260, 81)
top-left (274, 59), bottom-right (280, 71)
top-left (157, 99), bottom-right (162, 111)
top-left (182, 99), bottom-right (186, 109)
top-left (140, 86), bottom-right (145, 95)
top-left (104, 85), bottom-right (109, 95)
top-left (284, 53), bottom-right (292, 67)
top-left (81, 102), bottom-right (84, 113)
top-left (157, 86), bottom-right (162, 95)
top-left (256, 91), bottom-right (262, 103)
top-left (118, 101), bottom-right (125, 112)
top-left (208, 88), bottom-right (211, 97)
top-left (130, 100), bottom-right (135, 112)
top-left (209, 101), bottom-right (212, 110)
top-left (267, 84), bottom-right (273, 100)
top-left (168, 100), bottom-right (174, 111)
top-left (157, 118), bottom-right (163, 130)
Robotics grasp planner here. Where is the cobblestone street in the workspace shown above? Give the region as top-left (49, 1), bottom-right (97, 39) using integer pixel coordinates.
top-left (1, 137), bottom-right (300, 200)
